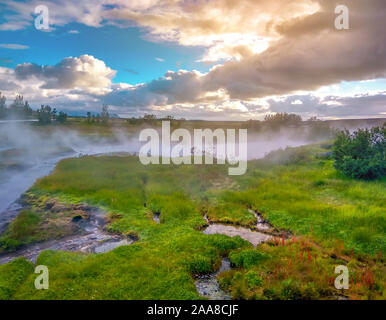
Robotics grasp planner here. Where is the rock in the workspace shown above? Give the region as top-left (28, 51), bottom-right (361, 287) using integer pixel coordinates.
top-left (44, 200), bottom-right (56, 210)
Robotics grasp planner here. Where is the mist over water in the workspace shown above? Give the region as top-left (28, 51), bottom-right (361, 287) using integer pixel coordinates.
top-left (0, 122), bottom-right (328, 215)
top-left (0, 123), bottom-right (140, 214)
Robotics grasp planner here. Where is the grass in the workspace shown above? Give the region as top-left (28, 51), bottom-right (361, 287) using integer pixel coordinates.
top-left (219, 237), bottom-right (385, 300)
top-left (0, 258), bottom-right (33, 299)
top-left (0, 143), bottom-right (384, 299)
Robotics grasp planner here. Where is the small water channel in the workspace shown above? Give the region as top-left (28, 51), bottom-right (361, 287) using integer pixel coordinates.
top-left (195, 258), bottom-right (232, 300)
top-left (196, 212), bottom-right (277, 300)
top-left (0, 208), bottom-right (133, 265)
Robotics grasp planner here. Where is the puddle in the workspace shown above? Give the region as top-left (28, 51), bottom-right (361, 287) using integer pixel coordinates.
top-left (0, 208), bottom-right (132, 265)
top-left (195, 258), bottom-right (232, 300)
top-left (94, 239), bottom-right (133, 253)
top-left (153, 212), bottom-right (160, 224)
top-left (203, 224), bottom-right (273, 247)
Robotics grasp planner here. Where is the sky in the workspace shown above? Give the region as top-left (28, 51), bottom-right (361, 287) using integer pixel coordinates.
top-left (0, 0), bottom-right (385, 120)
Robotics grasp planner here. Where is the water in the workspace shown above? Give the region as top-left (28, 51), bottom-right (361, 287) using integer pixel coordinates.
top-left (0, 120), bottom-right (38, 123)
top-left (0, 151), bottom-right (76, 214)
top-left (153, 212), bottom-right (161, 224)
top-left (195, 258), bottom-right (232, 300)
top-left (196, 212), bottom-right (278, 299)
top-left (94, 239), bottom-right (133, 253)
top-left (0, 208), bottom-right (133, 265)
top-left (203, 224), bottom-right (273, 247)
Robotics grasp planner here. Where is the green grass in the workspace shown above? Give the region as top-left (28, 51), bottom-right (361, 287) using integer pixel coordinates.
top-left (0, 258), bottom-right (34, 299)
top-left (0, 142), bottom-right (385, 299)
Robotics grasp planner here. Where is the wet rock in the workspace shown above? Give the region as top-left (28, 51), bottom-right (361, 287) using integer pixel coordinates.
top-left (195, 259), bottom-right (232, 300)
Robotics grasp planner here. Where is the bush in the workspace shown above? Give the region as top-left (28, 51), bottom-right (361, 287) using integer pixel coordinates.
top-left (332, 125), bottom-right (386, 180)
top-left (244, 271), bottom-right (263, 287)
top-left (229, 249), bottom-right (269, 268)
top-left (187, 255), bottom-right (213, 274)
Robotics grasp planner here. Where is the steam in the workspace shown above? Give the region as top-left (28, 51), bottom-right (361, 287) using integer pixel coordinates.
top-left (0, 123), bottom-right (140, 213)
top-left (0, 120), bottom-right (337, 214)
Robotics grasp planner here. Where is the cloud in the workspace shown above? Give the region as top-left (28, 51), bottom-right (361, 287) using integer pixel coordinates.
top-left (14, 55), bottom-right (116, 94)
top-left (105, 0), bottom-right (386, 105)
top-left (268, 92), bottom-right (386, 119)
top-left (0, 44), bottom-right (29, 50)
top-left (155, 57), bottom-right (164, 62)
top-left (1, 1), bottom-right (386, 119)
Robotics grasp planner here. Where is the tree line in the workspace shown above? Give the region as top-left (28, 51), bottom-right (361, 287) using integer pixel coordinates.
top-left (0, 93), bottom-right (33, 119)
top-left (0, 92), bottom-right (68, 124)
top-left (85, 105), bottom-right (110, 125)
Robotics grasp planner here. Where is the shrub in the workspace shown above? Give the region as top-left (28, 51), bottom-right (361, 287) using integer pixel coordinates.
top-left (264, 146), bottom-right (313, 165)
top-left (229, 249), bottom-right (269, 268)
top-left (244, 271), bottom-right (263, 287)
top-left (332, 125), bottom-right (386, 180)
top-left (280, 279), bottom-right (302, 300)
top-left (187, 255), bottom-right (213, 274)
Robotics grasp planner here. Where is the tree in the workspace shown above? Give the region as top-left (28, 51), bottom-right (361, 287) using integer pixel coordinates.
top-left (143, 114), bottom-right (157, 121)
top-left (51, 108), bottom-right (57, 121)
top-left (101, 105), bottom-right (109, 125)
top-left (1, 94), bottom-right (34, 119)
top-left (23, 101), bottom-right (33, 117)
top-left (56, 111), bottom-right (67, 124)
top-left (308, 116), bottom-right (321, 122)
top-left (86, 112), bottom-right (91, 123)
top-left (143, 114), bottom-right (157, 124)
top-left (264, 113), bottom-right (302, 128)
top-left (332, 125), bottom-right (386, 180)
top-left (0, 92), bottom-right (6, 119)
top-left (10, 95), bottom-right (24, 115)
top-left (37, 105), bottom-right (53, 124)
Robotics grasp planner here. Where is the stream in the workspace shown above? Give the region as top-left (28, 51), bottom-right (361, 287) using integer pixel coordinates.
top-left (0, 208), bottom-right (132, 265)
top-left (195, 212), bottom-right (278, 300)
